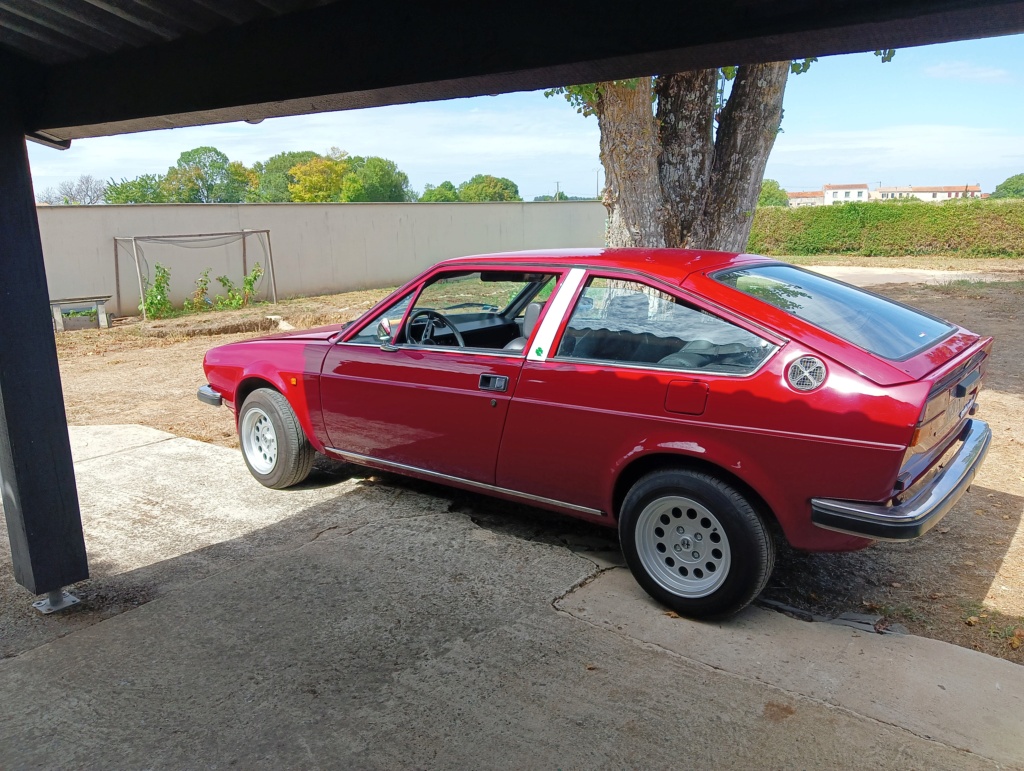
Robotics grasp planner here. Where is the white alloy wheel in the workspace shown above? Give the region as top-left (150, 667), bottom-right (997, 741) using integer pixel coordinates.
top-left (241, 405), bottom-right (278, 474)
top-left (635, 495), bottom-right (731, 597)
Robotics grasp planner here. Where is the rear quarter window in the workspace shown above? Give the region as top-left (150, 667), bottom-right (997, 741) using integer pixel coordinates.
top-left (714, 264), bottom-right (954, 360)
top-left (555, 277), bottom-right (773, 375)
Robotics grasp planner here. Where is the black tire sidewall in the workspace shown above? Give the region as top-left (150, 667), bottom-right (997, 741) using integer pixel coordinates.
top-left (619, 469), bottom-right (771, 619)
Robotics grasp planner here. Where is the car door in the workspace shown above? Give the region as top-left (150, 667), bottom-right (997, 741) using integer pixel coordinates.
top-left (319, 268), bottom-right (555, 485)
top-left (495, 271), bottom-right (779, 513)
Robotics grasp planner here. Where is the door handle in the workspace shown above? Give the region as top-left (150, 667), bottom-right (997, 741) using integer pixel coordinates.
top-left (478, 374), bottom-right (509, 392)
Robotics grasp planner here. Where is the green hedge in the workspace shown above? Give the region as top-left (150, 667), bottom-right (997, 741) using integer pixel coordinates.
top-left (748, 199), bottom-right (1024, 257)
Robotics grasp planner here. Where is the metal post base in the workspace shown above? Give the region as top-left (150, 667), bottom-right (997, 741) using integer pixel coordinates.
top-left (32, 589), bottom-right (80, 614)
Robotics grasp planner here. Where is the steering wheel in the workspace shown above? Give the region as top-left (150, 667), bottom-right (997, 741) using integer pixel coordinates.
top-left (407, 309), bottom-right (466, 347)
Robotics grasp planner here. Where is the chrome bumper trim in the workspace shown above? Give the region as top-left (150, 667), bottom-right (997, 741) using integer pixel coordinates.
top-left (197, 384), bottom-right (223, 407)
top-left (811, 419), bottom-right (991, 542)
top-left (325, 447), bottom-right (606, 517)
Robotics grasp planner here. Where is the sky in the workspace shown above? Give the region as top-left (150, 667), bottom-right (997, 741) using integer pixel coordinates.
top-left (26, 33), bottom-right (1024, 201)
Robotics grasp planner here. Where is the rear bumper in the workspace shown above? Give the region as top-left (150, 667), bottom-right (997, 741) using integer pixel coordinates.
top-left (810, 419), bottom-right (991, 541)
top-left (197, 384), bottom-right (223, 407)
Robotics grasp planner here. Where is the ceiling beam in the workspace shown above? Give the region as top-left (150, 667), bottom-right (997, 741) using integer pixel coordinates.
top-left (25, 0), bottom-right (1024, 141)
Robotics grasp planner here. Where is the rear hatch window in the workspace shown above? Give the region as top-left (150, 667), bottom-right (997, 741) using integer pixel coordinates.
top-left (714, 264), bottom-right (954, 361)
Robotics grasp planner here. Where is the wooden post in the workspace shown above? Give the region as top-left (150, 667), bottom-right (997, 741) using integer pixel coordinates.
top-left (0, 92), bottom-right (88, 595)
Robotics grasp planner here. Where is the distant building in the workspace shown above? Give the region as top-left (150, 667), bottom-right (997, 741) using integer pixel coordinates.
top-left (823, 183), bottom-right (869, 204)
top-left (876, 184), bottom-right (982, 202)
top-left (783, 182), bottom-right (985, 207)
top-left (786, 190), bottom-right (824, 207)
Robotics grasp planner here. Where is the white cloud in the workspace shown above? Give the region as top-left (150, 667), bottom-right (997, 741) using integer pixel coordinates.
top-left (923, 61), bottom-right (1012, 83)
top-left (768, 124), bottom-right (1024, 190)
top-left (27, 93), bottom-right (602, 200)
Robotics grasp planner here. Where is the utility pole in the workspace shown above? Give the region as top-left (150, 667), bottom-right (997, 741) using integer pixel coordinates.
top-left (555, 181), bottom-right (560, 200)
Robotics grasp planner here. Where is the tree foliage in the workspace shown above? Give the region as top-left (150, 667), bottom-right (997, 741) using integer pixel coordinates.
top-left (162, 146), bottom-right (246, 203)
top-left (347, 156), bottom-right (415, 202)
top-left (288, 150), bottom-right (353, 202)
top-left (991, 173), bottom-right (1024, 199)
top-left (287, 150), bottom-right (415, 203)
top-left (457, 174), bottom-right (522, 202)
top-left (250, 150), bottom-right (320, 202)
top-left (104, 174), bottom-right (168, 204)
top-left (420, 181), bottom-right (460, 202)
top-left (37, 174), bottom-right (107, 205)
top-left (757, 179), bottom-right (789, 207)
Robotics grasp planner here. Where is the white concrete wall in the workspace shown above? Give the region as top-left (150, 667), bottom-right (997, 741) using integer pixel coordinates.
top-left (36, 202), bottom-right (607, 315)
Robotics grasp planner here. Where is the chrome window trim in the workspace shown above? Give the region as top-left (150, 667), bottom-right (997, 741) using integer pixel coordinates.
top-left (338, 341), bottom-right (525, 358)
top-left (323, 448), bottom-right (606, 517)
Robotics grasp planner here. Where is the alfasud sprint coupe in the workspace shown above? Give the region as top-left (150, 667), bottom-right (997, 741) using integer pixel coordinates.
top-left (199, 248), bottom-right (992, 618)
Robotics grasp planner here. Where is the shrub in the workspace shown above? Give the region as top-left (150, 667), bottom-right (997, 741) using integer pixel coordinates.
top-left (214, 263), bottom-right (265, 310)
top-left (140, 263), bottom-right (174, 318)
top-left (748, 199), bottom-right (1024, 257)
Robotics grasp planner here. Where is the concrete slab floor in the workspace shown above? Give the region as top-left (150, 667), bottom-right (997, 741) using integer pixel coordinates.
top-left (1, 426), bottom-right (1020, 769)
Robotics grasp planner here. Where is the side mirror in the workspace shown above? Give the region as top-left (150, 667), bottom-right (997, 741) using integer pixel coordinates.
top-left (376, 317), bottom-right (392, 343)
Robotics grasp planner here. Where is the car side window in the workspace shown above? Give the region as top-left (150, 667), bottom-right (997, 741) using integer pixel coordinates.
top-left (401, 270), bottom-right (557, 350)
top-left (555, 277), bottom-right (773, 375)
top-left (348, 292), bottom-right (414, 345)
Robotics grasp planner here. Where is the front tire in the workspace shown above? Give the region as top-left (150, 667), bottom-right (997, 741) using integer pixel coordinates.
top-left (619, 468), bottom-right (774, 619)
top-left (238, 388), bottom-right (315, 489)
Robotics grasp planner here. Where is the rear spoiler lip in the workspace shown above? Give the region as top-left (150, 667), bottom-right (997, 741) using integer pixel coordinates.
top-left (926, 336), bottom-right (992, 399)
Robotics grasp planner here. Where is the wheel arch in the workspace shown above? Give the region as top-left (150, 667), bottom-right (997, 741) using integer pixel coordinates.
top-left (611, 453), bottom-right (778, 533)
top-left (235, 375), bottom-right (280, 414)
top-left (233, 375), bottom-right (326, 454)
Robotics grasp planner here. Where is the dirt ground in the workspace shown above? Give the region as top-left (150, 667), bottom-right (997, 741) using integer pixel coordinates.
top-left (54, 272), bottom-right (1024, 662)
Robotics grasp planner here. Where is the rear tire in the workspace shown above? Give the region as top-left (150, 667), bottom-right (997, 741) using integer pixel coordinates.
top-left (238, 388), bottom-right (315, 489)
top-left (619, 468), bottom-right (774, 619)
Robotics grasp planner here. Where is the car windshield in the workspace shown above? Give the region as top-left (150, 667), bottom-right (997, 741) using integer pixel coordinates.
top-left (714, 264), bottom-right (954, 360)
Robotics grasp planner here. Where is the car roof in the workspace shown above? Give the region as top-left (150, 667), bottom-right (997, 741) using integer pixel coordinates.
top-left (442, 247), bottom-right (771, 284)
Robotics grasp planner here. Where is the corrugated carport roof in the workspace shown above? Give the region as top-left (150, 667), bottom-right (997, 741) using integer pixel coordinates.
top-left (4, 0), bottom-right (1024, 146)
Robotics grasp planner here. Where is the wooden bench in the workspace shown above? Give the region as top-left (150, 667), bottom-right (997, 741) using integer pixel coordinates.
top-left (50, 295), bottom-right (112, 331)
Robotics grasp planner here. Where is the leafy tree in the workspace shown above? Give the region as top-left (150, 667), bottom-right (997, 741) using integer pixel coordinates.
top-left (162, 146), bottom-right (251, 203)
top-left (991, 173), bottom-right (1024, 199)
top-left (548, 51), bottom-right (893, 249)
top-left (287, 150), bottom-right (352, 202)
top-left (104, 174), bottom-right (168, 204)
top-left (37, 174), bottom-right (107, 205)
top-left (348, 156), bottom-right (415, 202)
top-left (533, 192), bottom-right (597, 201)
top-left (420, 181), bottom-right (460, 202)
top-left (758, 179), bottom-right (789, 207)
top-left (225, 161), bottom-right (258, 203)
top-left (250, 150), bottom-right (320, 202)
top-left (457, 174), bottom-right (522, 202)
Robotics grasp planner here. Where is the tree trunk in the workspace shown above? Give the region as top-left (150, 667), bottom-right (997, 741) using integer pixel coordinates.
top-left (686, 61), bottom-right (790, 251)
top-left (655, 70), bottom-right (717, 248)
top-left (597, 79), bottom-right (667, 247)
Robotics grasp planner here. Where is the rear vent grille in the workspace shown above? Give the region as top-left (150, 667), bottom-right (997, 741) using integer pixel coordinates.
top-left (787, 356), bottom-right (827, 391)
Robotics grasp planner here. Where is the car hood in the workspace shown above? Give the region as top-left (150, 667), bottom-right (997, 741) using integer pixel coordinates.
top-left (252, 322), bottom-right (349, 343)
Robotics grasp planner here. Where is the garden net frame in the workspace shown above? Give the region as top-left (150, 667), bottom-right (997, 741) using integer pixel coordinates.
top-left (112, 229), bottom-right (277, 319)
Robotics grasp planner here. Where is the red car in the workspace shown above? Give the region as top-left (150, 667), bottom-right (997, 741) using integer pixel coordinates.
top-left (199, 248), bottom-right (992, 618)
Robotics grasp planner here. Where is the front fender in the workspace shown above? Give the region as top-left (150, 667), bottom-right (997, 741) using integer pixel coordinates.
top-left (204, 342), bottom-right (331, 453)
